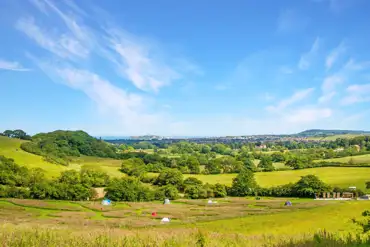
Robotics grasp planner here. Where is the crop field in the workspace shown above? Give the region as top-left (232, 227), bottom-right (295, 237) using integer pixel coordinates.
top-left (186, 167), bottom-right (370, 191)
top-left (0, 198), bottom-right (369, 246)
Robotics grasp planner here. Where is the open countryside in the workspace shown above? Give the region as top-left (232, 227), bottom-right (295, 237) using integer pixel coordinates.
top-left (2, 129), bottom-right (370, 246)
top-left (2, 0), bottom-right (370, 246)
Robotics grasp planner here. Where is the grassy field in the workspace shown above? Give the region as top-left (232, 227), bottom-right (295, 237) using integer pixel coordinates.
top-left (317, 154), bottom-right (370, 164)
top-left (1, 198), bottom-right (370, 246)
top-left (0, 136), bottom-right (124, 178)
top-left (0, 136), bottom-right (68, 178)
top-left (185, 167), bottom-right (370, 191)
top-left (306, 134), bottom-right (365, 141)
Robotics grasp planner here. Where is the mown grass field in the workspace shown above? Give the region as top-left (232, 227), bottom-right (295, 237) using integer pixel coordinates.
top-left (186, 167), bottom-right (370, 191)
top-left (317, 154), bottom-right (370, 164)
top-left (1, 198), bottom-right (370, 246)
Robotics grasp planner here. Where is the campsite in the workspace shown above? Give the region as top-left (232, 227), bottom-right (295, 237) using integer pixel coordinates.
top-left (2, 197), bottom-right (370, 246)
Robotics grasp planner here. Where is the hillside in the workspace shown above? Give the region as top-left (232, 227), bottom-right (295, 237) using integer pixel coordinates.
top-left (21, 130), bottom-right (118, 165)
top-left (296, 129), bottom-right (370, 137)
top-left (0, 136), bottom-right (68, 177)
top-left (0, 136), bottom-right (123, 177)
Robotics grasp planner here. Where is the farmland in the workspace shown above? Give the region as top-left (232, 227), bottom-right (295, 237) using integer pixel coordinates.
top-left (1, 198), bottom-right (370, 246)
top-left (185, 167), bottom-right (370, 191)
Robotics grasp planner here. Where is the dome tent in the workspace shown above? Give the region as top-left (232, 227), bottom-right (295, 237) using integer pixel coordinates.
top-left (163, 198), bottom-right (170, 204)
top-left (284, 201), bottom-right (292, 206)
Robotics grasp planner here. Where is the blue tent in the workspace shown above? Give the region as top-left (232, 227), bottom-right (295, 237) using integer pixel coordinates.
top-left (284, 201), bottom-right (292, 206)
top-left (102, 199), bottom-right (111, 206)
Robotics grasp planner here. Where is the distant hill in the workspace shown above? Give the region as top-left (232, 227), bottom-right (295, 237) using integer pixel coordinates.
top-left (296, 129), bottom-right (370, 137)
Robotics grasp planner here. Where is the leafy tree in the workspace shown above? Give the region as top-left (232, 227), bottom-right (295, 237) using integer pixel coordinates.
top-left (105, 177), bottom-right (154, 201)
top-left (58, 170), bottom-right (81, 185)
top-left (212, 183), bottom-right (227, 197)
top-left (230, 169), bottom-right (258, 196)
top-left (154, 168), bottom-right (183, 188)
top-left (243, 158), bottom-right (255, 171)
top-left (258, 156), bottom-right (275, 171)
top-left (121, 158), bottom-right (147, 178)
top-left (293, 175), bottom-right (331, 198)
top-left (154, 184), bottom-right (179, 200)
top-left (205, 160), bottom-right (222, 174)
top-left (183, 177), bottom-right (203, 188)
top-left (271, 152), bottom-right (286, 162)
top-left (80, 168), bottom-right (110, 187)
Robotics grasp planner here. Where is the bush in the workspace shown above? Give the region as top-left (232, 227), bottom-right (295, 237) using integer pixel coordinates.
top-left (105, 177), bottom-right (154, 202)
top-left (154, 185), bottom-right (179, 200)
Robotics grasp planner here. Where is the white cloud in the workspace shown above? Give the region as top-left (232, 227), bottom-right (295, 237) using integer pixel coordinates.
top-left (106, 29), bottom-right (180, 92)
top-left (277, 9), bottom-right (309, 33)
top-left (0, 59), bottom-right (30, 71)
top-left (326, 42), bottom-right (346, 70)
top-left (16, 17), bottom-right (89, 59)
top-left (344, 59), bottom-right (370, 71)
top-left (341, 83), bottom-right (370, 105)
top-left (284, 107), bottom-right (332, 124)
top-left (267, 88), bottom-right (315, 112)
top-left (322, 75), bottom-right (344, 92)
top-left (318, 91), bottom-right (336, 103)
top-left (298, 37), bottom-right (320, 70)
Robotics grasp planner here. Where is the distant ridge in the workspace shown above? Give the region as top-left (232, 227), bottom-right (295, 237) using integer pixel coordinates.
top-left (295, 129), bottom-right (370, 137)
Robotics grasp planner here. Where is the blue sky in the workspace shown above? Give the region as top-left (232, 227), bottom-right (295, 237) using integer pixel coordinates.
top-left (1, 0), bottom-right (370, 136)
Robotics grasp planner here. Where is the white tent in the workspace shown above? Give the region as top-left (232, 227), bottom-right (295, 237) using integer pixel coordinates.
top-left (208, 200), bottom-right (213, 204)
top-left (164, 198), bottom-right (170, 204)
top-left (161, 217), bottom-right (170, 223)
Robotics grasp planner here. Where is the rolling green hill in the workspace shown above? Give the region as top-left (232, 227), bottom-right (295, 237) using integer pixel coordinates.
top-left (0, 136), bottom-right (123, 178)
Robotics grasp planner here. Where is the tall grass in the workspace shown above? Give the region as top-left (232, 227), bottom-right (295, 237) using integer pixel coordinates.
top-left (1, 225), bottom-right (370, 247)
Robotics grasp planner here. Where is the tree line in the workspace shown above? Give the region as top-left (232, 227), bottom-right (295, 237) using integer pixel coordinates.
top-left (3, 154), bottom-right (360, 201)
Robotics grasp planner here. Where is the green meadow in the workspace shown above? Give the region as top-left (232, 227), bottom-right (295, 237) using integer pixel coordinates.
top-left (1, 198), bottom-right (370, 246)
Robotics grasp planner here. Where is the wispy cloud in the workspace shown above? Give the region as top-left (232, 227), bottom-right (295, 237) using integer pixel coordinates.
top-left (105, 28), bottom-right (181, 92)
top-left (15, 0), bottom-right (201, 134)
top-left (277, 9), bottom-right (309, 33)
top-left (318, 91), bottom-right (336, 103)
top-left (298, 37), bottom-right (320, 70)
top-left (267, 88), bottom-right (315, 112)
top-left (326, 42), bottom-right (346, 70)
top-left (0, 59), bottom-right (30, 71)
top-left (344, 59), bottom-right (370, 71)
top-left (318, 74), bottom-right (345, 104)
top-left (322, 75), bottom-right (345, 92)
top-left (284, 107), bottom-right (332, 123)
top-left (16, 17), bottom-right (89, 59)
top-left (342, 83), bottom-right (370, 105)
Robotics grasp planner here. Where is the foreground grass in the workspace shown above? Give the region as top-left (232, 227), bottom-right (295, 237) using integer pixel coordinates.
top-left (2, 200), bottom-right (370, 246)
top-left (3, 225), bottom-right (370, 247)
